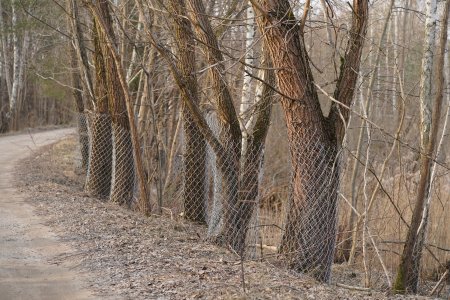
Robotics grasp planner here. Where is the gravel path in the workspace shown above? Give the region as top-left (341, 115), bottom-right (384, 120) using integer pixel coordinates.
top-left (0, 129), bottom-right (95, 300)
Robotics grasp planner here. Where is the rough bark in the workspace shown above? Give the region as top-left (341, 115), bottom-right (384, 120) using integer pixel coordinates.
top-left (251, 0), bottom-right (368, 282)
top-left (84, 19), bottom-right (113, 198)
top-left (93, 0), bottom-right (134, 205)
top-left (168, 0), bottom-right (207, 223)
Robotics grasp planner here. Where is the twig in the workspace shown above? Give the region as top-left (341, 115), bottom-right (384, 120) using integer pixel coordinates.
top-left (336, 283), bottom-right (372, 292)
top-left (429, 269), bottom-right (449, 296)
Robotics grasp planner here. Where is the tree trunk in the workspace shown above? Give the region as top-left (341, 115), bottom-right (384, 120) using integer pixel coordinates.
top-left (232, 50), bottom-right (275, 255)
top-left (84, 18), bottom-right (112, 198)
top-left (182, 111), bottom-right (207, 222)
top-left (168, 0), bottom-right (207, 223)
top-left (186, 0), bottom-right (242, 244)
top-left (85, 113), bottom-right (113, 198)
top-left (252, 0), bottom-right (368, 282)
top-left (8, 1), bottom-right (20, 130)
top-left (393, 0), bottom-right (448, 293)
top-left (93, 0), bottom-right (135, 205)
top-left (67, 0), bottom-right (88, 171)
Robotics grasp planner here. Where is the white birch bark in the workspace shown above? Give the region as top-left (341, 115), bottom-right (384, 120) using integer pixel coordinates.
top-left (0, 0), bottom-right (11, 100)
top-left (392, 1), bottom-right (398, 110)
top-left (417, 0), bottom-right (447, 238)
top-left (16, 28), bottom-right (30, 110)
top-left (239, 5), bottom-right (255, 156)
top-left (419, 0), bottom-right (438, 151)
top-left (9, 0), bottom-right (21, 121)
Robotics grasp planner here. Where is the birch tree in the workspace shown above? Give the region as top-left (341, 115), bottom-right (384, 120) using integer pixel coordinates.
top-left (393, 0), bottom-right (449, 293)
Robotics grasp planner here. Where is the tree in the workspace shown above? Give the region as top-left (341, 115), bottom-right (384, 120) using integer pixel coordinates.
top-left (90, 0), bottom-right (135, 205)
top-left (0, 0), bottom-right (31, 132)
top-left (393, 0), bottom-right (449, 293)
top-left (143, 0), bottom-right (275, 254)
top-left (84, 14), bottom-right (113, 198)
top-left (168, 0), bottom-right (207, 223)
top-left (250, 0), bottom-right (369, 281)
top-left (66, 0), bottom-right (88, 171)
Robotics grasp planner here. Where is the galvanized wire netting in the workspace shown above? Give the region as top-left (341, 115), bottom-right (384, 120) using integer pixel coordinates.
top-left (83, 112), bottom-right (137, 206)
top-left (74, 109), bottom-right (449, 291)
top-left (168, 112), bottom-right (263, 258)
top-left (77, 110), bottom-right (342, 276)
top-left (110, 123), bottom-right (136, 205)
top-left (85, 112), bottom-right (112, 198)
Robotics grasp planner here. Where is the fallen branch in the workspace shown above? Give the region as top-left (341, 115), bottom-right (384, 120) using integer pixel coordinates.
top-left (429, 269), bottom-right (449, 296)
top-left (336, 283), bottom-right (372, 292)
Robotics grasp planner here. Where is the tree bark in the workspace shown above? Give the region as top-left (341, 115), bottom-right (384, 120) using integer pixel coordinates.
top-left (84, 19), bottom-right (113, 199)
top-left (91, 0), bottom-right (135, 205)
top-left (393, 0), bottom-right (448, 293)
top-left (168, 0), bottom-right (207, 223)
top-left (251, 0), bottom-right (368, 282)
top-left (67, 0), bottom-right (88, 171)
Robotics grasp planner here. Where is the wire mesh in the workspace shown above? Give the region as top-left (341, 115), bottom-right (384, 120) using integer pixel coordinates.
top-left (85, 112), bottom-right (113, 199)
top-left (110, 123), bottom-right (135, 205)
top-left (73, 108), bottom-right (449, 292)
top-left (280, 128), bottom-right (340, 282)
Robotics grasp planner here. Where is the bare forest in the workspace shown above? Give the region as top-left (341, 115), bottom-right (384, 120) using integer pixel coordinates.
top-left (1, 0), bottom-right (450, 297)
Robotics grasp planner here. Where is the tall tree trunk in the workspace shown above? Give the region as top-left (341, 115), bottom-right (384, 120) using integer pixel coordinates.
top-left (168, 0), bottom-right (207, 223)
top-left (93, 0), bottom-right (135, 205)
top-left (88, 0), bottom-right (151, 214)
top-left (8, 1), bottom-right (20, 130)
top-left (67, 0), bottom-right (88, 171)
top-left (232, 50), bottom-right (275, 255)
top-left (240, 5), bottom-right (256, 156)
top-left (85, 19), bottom-right (113, 199)
top-left (252, 0), bottom-right (368, 282)
top-left (186, 0), bottom-right (242, 244)
top-left (393, 0), bottom-right (448, 293)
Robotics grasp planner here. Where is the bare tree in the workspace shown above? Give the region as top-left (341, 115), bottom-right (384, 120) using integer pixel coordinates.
top-left (168, 0), bottom-right (207, 223)
top-left (84, 15), bottom-right (113, 198)
top-left (393, 0), bottom-right (449, 293)
top-left (251, 0), bottom-right (369, 282)
top-left (66, 0), bottom-right (88, 171)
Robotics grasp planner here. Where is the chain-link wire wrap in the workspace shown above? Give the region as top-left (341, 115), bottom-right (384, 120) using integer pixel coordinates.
top-left (278, 128), bottom-right (340, 282)
top-left (173, 113), bottom-right (341, 272)
top-left (167, 112), bottom-right (264, 258)
top-left (73, 109), bottom-right (449, 290)
top-left (110, 123), bottom-right (135, 205)
top-left (85, 112), bottom-right (113, 199)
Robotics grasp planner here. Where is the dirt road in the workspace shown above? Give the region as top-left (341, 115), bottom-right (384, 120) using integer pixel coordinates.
top-left (0, 129), bottom-right (94, 300)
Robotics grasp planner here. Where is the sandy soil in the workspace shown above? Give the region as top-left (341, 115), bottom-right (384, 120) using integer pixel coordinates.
top-left (0, 129), bottom-right (95, 300)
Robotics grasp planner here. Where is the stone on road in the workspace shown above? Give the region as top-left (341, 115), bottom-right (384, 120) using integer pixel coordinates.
top-left (0, 129), bottom-right (94, 300)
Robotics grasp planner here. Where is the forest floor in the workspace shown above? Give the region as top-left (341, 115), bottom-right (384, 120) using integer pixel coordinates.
top-left (13, 134), bottom-right (441, 299)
